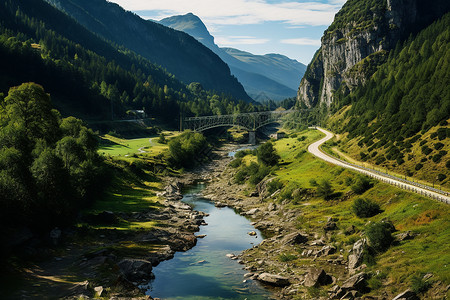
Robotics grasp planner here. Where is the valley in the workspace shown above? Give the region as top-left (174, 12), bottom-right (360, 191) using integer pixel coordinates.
top-left (0, 0), bottom-right (449, 299)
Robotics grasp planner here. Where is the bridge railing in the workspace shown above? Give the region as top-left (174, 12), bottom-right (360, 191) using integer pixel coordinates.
top-left (183, 109), bottom-right (301, 132)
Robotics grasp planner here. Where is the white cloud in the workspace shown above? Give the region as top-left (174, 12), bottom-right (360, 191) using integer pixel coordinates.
top-left (109, 0), bottom-right (343, 27)
top-left (215, 36), bottom-right (270, 45)
top-left (281, 38), bottom-right (321, 46)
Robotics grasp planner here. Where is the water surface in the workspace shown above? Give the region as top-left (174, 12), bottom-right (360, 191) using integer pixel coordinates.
top-left (144, 184), bottom-right (270, 299)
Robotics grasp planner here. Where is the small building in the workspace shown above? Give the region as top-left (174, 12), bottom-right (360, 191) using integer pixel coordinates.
top-left (270, 131), bottom-right (286, 140)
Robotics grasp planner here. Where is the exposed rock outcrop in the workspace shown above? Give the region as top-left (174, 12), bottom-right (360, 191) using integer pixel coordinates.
top-left (297, 0), bottom-right (450, 108)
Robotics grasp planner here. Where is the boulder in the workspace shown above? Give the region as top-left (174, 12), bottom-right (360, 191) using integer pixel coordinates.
top-left (257, 273), bottom-right (290, 287)
top-left (118, 258), bottom-right (153, 282)
top-left (317, 245), bottom-right (336, 256)
top-left (395, 231), bottom-right (416, 241)
top-left (341, 272), bottom-right (367, 292)
top-left (281, 232), bottom-right (308, 245)
top-left (323, 221), bottom-right (337, 231)
top-left (246, 208), bottom-right (260, 216)
top-left (392, 289), bottom-right (419, 300)
top-left (348, 238), bottom-right (366, 272)
top-left (303, 268), bottom-right (332, 287)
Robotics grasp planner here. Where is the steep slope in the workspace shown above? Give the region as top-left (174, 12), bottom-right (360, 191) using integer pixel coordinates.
top-left (160, 13), bottom-right (306, 100)
top-left (0, 0), bottom-right (256, 125)
top-left (45, 0), bottom-right (252, 102)
top-left (328, 13), bottom-right (450, 187)
top-left (297, 0), bottom-right (450, 108)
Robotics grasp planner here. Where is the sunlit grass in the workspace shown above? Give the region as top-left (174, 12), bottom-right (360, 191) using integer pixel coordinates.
top-left (270, 128), bottom-right (450, 294)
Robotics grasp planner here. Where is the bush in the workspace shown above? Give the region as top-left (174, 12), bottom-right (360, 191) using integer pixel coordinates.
top-left (352, 198), bottom-right (380, 218)
top-left (278, 253), bottom-right (297, 262)
top-left (267, 179), bottom-right (284, 194)
top-left (248, 164), bottom-right (270, 185)
top-left (410, 274), bottom-right (432, 293)
top-left (437, 173), bottom-right (447, 181)
top-left (257, 141), bottom-right (280, 166)
top-left (446, 160), bottom-right (450, 169)
top-left (366, 222), bottom-right (394, 252)
top-left (434, 142), bottom-right (444, 150)
top-left (351, 175), bottom-right (373, 194)
top-left (421, 145), bottom-right (432, 155)
top-left (229, 158), bottom-right (242, 168)
top-left (316, 179), bottom-right (334, 199)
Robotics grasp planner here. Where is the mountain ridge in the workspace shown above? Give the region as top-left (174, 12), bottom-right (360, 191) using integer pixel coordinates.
top-left (45, 0), bottom-right (252, 102)
top-left (159, 13), bottom-right (306, 101)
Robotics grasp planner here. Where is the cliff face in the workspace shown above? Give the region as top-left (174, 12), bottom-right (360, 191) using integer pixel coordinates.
top-left (297, 0), bottom-right (450, 108)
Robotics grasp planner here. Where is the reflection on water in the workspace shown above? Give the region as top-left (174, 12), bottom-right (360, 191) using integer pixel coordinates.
top-left (144, 184), bottom-right (270, 299)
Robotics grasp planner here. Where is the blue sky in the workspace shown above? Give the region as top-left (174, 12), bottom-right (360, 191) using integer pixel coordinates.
top-left (108, 0), bottom-right (346, 64)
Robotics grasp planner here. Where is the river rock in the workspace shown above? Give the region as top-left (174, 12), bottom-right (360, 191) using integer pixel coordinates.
top-left (257, 273), bottom-right (290, 287)
top-left (117, 258), bottom-right (154, 282)
top-left (248, 231), bottom-right (257, 236)
top-left (246, 208), bottom-right (260, 216)
top-left (303, 268), bottom-right (332, 287)
top-left (392, 289), bottom-right (419, 300)
top-left (281, 232), bottom-right (308, 245)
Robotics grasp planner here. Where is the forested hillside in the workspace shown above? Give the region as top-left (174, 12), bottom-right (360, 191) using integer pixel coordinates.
top-left (45, 0), bottom-right (252, 102)
top-left (0, 0), bottom-right (257, 124)
top-left (328, 13), bottom-right (450, 186)
top-left (293, 0), bottom-right (449, 185)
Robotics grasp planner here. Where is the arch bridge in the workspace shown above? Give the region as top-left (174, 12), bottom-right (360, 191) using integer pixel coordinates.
top-left (183, 109), bottom-right (305, 144)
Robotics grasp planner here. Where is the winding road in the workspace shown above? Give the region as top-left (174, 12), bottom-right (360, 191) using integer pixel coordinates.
top-left (308, 127), bottom-right (450, 204)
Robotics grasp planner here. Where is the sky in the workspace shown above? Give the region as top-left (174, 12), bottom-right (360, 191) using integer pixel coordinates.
top-left (107, 0), bottom-right (346, 64)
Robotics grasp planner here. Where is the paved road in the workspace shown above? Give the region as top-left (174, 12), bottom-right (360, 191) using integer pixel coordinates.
top-left (308, 127), bottom-right (450, 204)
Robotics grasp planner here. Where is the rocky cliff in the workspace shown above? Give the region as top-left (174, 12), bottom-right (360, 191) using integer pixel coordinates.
top-left (297, 0), bottom-right (450, 108)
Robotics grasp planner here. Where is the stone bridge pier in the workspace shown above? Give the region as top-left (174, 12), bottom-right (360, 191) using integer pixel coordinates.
top-left (248, 131), bottom-right (256, 145)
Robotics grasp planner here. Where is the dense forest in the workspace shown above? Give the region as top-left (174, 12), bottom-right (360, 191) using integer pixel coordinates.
top-left (44, 0), bottom-right (252, 102)
top-left (0, 0), bottom-right (259, 126)
top-left (0, 83), bottom-right (106, 235)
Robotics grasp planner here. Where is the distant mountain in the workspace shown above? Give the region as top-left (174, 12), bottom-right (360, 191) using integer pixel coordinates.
top-left (159, 13), bottom-right (306, 101)
top-left (44, 0), bottom-right (252, 102)
top-left (0, 0), bottom-right (257, 125)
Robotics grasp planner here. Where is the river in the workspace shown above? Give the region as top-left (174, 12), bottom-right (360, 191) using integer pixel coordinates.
top-left (143, 183), bottom-right (271, 299)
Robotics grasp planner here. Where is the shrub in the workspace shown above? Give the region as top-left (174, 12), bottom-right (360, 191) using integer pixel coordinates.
top-left (229, 158), bottom-right (242, 168)
top-left (248, 164), bottom-right (270, 185)
top-left (410, 274), bottom-right (432, 293)
top-left (257, 141), bottom-right (280, 166)
top-left (278, 253), bottom-right (297, 262)
top-left (267, 178), bottom-right (284, 194)
top-left (352, 198), bottom-right (380, 218)
top-left (437, 128), bottom-right (447, 140)
top-left (309, 178), bottom-right (317, 186)
top-left (437, 174), bottom-right (447, 181)
top-left (351, 175), bottom-right (373, 194)
top-left (235, 150), bottom-right (251, 159)
top-left (316, 179), bottom-right (334, 199)
top-left (434, 142), bottom-right (444, 150)
top-left (158, 133), bottom-right (166, 144)
top-left (421, 145), bottom-right (432, 155)
top-left (446, 160), bottom-right (450, 169)
top-left (366, 222), bottom-right (394, 252)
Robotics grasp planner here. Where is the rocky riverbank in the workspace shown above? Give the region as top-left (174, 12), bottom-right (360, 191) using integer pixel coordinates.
top-left (198, 145), bottom-right (403, 300)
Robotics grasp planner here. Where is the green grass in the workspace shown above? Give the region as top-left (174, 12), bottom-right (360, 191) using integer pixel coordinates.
top-left (269, 128), bottom-right (450, 295)
top-left (99, 135), bottom-right (155, 156)
top-left (98, 132), bottom-right (178, 157)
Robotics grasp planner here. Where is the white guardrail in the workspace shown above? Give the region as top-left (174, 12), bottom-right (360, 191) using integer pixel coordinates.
top-left (309, 127), bottom-right (450, 205)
